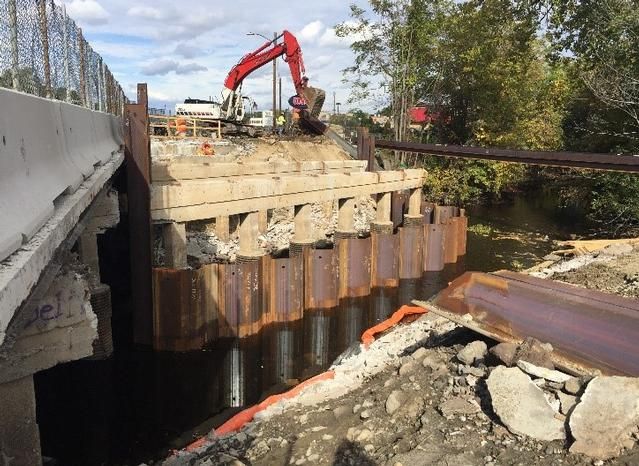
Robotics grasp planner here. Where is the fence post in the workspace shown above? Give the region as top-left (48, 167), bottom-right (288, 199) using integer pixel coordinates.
top-left (8, 0), bottom-right (19, 90)
top-left (78, 29), bottom-right (87, 107)
top-left (97, 58), bottom-right (103, 112)
top-left (101, 60), bottom-right (107, 112)
top-left (62, 4), bottom-right (71, 102)
top-left (38, 0), bottom-right (52, 98)
top-left (368, 134), bottom-right (376, 172)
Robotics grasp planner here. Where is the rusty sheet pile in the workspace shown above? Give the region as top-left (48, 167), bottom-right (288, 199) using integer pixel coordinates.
top-left (415, 271), bottom-right (639, 376)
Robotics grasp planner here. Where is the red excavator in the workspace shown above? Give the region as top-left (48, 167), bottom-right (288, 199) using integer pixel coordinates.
top-left (176, 31), bottom-right (324, 124)
top-left (175, 30), bottom-right (355, 155)
top-left (219, 30), bottom-right (325, 122)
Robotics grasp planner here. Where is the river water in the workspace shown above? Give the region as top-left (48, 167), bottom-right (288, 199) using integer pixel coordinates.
top-left (34, 195), bottom-right (577, 466)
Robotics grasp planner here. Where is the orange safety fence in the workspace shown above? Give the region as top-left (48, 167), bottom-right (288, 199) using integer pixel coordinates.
top-left (180, 304), bottom-right (428, 455)
top-left (361, 305), bottom-right (428, 349)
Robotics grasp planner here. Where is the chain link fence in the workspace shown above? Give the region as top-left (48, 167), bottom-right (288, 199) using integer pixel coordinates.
top-left (0, 0), bottom-right (127, 115)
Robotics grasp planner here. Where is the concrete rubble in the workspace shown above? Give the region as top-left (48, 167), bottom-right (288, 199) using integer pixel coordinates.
top-left (157, 198), bottom-right (376, 267)
top-left (486, 366), bottom-right (565, 441)
top-left (569, 376), bottom-right (639, 459)
top-left (159, 316), bottom-right (639, 466)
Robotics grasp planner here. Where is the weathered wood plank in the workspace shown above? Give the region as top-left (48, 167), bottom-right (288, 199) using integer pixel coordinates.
top-left (152, 159), bottom-right (367, 181)
top-left (151, 169), bottom-right (427, 223)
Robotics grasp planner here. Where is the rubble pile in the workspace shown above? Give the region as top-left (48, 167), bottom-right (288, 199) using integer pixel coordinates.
top-left (529, 241), bottom-right (639, 299)
top-left (163, 199), bottom-right (377, 267)
top-left (160, 324), bottom-right (639, 466)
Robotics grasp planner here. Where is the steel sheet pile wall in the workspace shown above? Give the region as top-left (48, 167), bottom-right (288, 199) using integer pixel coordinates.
top-left (151, 203), bottom-right (467, 351)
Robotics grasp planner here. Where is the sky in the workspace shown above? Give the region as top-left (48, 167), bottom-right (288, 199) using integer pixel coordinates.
top-left (58, 0), bottom-right (373, 113)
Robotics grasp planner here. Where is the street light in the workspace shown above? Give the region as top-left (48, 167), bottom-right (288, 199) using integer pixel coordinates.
top-left (246, 32), bottom-right (272, 42)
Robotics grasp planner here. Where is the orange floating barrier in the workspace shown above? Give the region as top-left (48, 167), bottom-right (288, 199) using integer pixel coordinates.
top-left (361, 304), bottom-right (427, 348)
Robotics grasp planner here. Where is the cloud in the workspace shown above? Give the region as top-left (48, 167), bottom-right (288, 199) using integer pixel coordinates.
top-left (174, 43), bottom-right (204, 59)
top-left (319, 28), bottom-right (350, 47)
top-left (127, 6), bottom-right (164, 20)
top-left (68, 0), bottom-right (374, 111)
top-left (65, 0), bottom-right (110, 25)
top-left (141, 59), bottom-right (208, 76)
top-left (176, 63), bottom-right (208, 75)
top-left (141, 59), bottom-right (179, 76)
top-left (299, 20), bottom-right (324, 42)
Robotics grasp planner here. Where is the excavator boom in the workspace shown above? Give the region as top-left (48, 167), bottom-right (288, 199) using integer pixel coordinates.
top-left (224, 30), bottom-right (306, 97)
top-left (221, 30), bottom-right (325, 120)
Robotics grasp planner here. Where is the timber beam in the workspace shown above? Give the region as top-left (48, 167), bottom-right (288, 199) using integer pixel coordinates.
top-left (151, 169), bottom-right (427, 223)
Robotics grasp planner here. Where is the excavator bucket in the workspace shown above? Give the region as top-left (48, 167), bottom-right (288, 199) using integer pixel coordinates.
top-left (303, 87), bottom-right (326, 118)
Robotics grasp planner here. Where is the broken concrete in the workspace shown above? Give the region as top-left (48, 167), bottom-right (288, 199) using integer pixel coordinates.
top-left (516, 360), bottom-right (572, 384)
top-left (569, 376), bottom-right (639, 459)
top-left (439, 397), bottom-right (480, 417)
top-left (456, 340), bottom-right (487, 365)
top-left (385, 389), bottom-right (407, 415)
top-left (489, 342), bottom-right (517, 366)
top-left (487, 366), bottom-right (565, 441)
top-left (564, 377), bottom-right (583, 395)
top-left (512, 337), bottom-right (554, 370)
top-left (556, 391), bottom-right (577, 415)
top-left (0, 264), bottom-right (97, 384)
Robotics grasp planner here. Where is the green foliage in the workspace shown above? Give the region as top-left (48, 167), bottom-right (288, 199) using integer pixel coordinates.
top-left (339, 0), bottom-right (639, 235)
top-left (422, 158), bottom-right (527, 205)
top-left (336, 0), bottom-right (451, 140)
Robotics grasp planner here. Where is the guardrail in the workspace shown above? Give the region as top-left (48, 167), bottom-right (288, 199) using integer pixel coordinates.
top-left (149, 114), bottom-right (222, 139)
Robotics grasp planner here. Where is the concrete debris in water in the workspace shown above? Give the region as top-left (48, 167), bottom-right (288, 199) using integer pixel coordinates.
top-left (487, 366), bottom-right (566, 441)
top-left (569, 376), bottom-right (639, 459)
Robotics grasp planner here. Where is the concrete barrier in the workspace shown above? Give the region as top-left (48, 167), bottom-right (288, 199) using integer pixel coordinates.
top-left (59, 102), bottom-right (101, 178)
top-left (92, 111), bottom-right (121, 164)
top-left (0, 89), bottom-right (123, 262)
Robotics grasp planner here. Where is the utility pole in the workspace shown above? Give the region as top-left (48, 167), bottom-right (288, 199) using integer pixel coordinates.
top-left (279, 76), bottom-right (282, 115)
top-left (333, 92), bottom-right (336, 114)
top-left (272, 32), bottom-right (277, 131)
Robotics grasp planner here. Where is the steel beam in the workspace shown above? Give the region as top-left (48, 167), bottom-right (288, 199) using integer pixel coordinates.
top-left (376, 140), bottom-right (639, 172)
top-left (415, 271), bottom-right (639, 376)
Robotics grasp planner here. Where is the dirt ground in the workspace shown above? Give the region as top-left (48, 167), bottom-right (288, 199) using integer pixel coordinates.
top-left (162, 323), bottom-right (639, 466)
top-left (553, 248), bottom-right (639, 299)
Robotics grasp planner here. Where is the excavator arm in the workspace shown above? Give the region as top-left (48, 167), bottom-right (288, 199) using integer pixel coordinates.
top-left (221, 30), bottom-right (325, 121)
top-left (223, 30), bottom-right (306, 98)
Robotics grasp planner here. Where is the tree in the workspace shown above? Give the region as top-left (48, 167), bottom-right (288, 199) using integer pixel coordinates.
top-left (530, 0), bottom-right (639, 151)
top-left (336, 0), bottom-right (451, 145)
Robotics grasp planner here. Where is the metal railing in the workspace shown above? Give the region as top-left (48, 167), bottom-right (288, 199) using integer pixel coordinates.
top-left (0, 0), bottom-right (126, 114)
top-left (368, 138), bottom-right (639, 173)
top-left (149, 114), bottom-right (222, 140)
